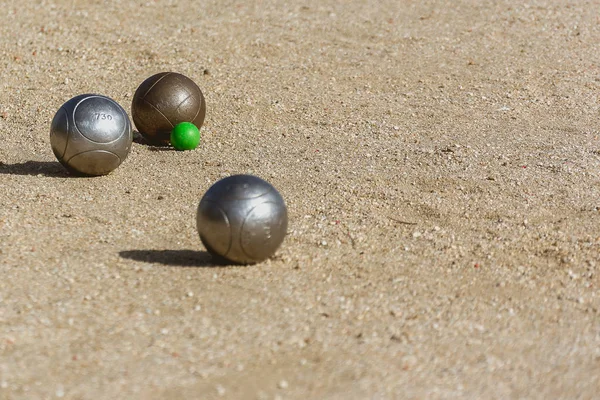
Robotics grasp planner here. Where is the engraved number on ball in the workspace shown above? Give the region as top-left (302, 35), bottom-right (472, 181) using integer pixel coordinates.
top-left (94, 113), bottom-right (113, 121)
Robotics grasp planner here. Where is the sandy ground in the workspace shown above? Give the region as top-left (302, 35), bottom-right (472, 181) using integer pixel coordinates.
top-left (1, 0), bottom-right (599, 398)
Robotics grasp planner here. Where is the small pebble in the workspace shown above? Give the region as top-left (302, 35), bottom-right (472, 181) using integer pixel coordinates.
top-left (278, 380), bottom-right (289, 389)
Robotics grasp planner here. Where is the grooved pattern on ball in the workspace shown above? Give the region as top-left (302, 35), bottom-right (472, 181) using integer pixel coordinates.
top-left (240, 202), bottom-right (288, 262)
top-left (67, 150), bottom-right (121, 176)
top-left (203, 176), bottom-right (273, 202)
top-left (74, 96), bottom-right (127, 143)
top-left (175, 93), bottom-right (198, 119)
top-left (50, 107), bottom-right (69, 159)
top-left (196, 175), bottom-right (288, 265)
top-left (50, 94), bottom-right (133, 176)
top-left (196, 200), bottom-right (232, 258)
top-left (132, 72), bottom-right (206, 144)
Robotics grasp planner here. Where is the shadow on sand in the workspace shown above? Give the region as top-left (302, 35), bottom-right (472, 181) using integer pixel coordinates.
top-left (0, 160), bottom-right (70, 177)
top-left (133, 131), bottom-right (174, 152)
top-left (118, 249), bottom-right (236, 268)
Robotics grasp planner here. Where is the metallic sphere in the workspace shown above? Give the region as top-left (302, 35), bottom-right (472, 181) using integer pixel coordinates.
top-left (197, 175), bottom-right (288, 265)
top-left (131, 72), bottom-right (206, 145)
top-left (50, 94), bottom-right (133, 176)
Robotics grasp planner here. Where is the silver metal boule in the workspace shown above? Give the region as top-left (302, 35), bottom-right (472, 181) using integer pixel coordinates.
top-left (196, 174), bottom-right (288, 264)
top-left (50, 94), bottom-right (132, 176)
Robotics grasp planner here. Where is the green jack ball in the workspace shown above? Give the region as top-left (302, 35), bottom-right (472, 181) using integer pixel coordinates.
top-left (170, 122), bottom-right (200, 151)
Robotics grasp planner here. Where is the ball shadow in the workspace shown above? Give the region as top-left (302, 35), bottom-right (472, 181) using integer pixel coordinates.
top-left (0, 160), bottom-right (69, 177)
top-left (118, 249), bottom-right (239, 268)
top-left (133, 130), bottom-right (173, 151)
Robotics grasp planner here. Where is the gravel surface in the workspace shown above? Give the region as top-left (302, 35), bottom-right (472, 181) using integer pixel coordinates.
top-left (1, 0), bottom-right (599, 398)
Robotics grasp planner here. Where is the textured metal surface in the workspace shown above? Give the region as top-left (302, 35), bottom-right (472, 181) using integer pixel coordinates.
top-left (197, 175), bottom-right (288, 264)
top-left (131, 72), bottom-right (206, 145)
top-left (50, 94), bottom-right (132, 176)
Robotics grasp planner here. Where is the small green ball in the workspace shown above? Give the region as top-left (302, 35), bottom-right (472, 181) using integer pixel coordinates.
top-left (170, 122), bottom-right (200, 151)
